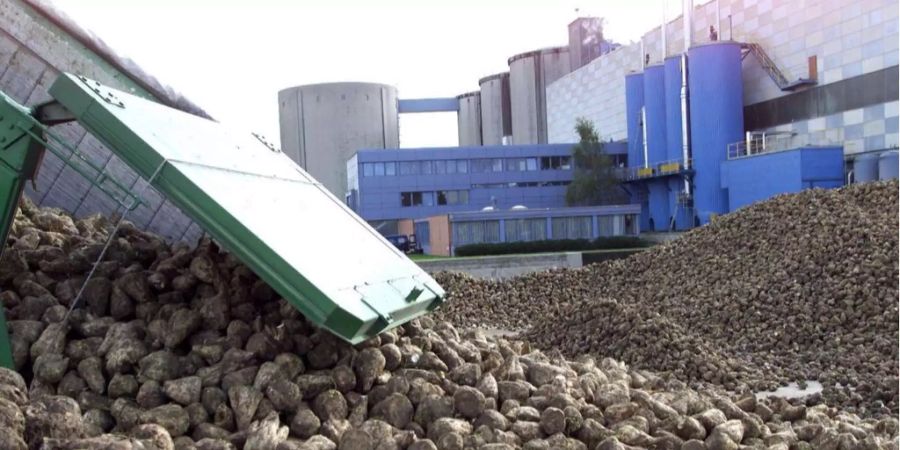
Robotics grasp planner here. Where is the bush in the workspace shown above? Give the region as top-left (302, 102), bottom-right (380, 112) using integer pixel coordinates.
top-left (454, 236), bottom-right (651, 257)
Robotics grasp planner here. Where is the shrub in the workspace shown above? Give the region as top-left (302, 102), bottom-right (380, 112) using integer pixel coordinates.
top-left (454, 236), bottom-right (650, 257)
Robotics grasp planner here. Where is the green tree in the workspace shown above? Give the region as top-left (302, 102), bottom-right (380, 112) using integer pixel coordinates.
top-left (566, 118), bottom-right (622, 206)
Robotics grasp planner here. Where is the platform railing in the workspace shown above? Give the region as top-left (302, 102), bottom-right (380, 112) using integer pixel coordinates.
top-left (623, 158), bottom-right (692, 180)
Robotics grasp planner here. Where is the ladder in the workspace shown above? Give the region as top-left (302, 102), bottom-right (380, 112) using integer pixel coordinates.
top-left (742, 43), bottom-right (817, 91)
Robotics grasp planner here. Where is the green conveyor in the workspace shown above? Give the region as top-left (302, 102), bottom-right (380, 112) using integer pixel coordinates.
top-left (0, 74), bottom-right (445, 367)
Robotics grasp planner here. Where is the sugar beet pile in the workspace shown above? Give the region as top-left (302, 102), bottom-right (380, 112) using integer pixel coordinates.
top-left (436, 180), bottom-right (900, 419)
top-left (0, 182), bottom-right (895, 450)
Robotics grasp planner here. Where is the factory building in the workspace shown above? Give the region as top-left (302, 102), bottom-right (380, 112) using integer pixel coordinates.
top-left (346, 142), bottom-right (628, 225)
top-left (546, 0), bottom-right (897, 230)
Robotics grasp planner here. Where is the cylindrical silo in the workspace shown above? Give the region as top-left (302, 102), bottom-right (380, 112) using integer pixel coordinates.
top-left (278, 82), bottom-right (400, 200)
top-left (509, 46), bottom-right (571, 145)
top-left (664, 55), bottom-right (692, 230)
top-left (625, 72), bottom-right (651, 232)
top-left (643, 63), bottom-right (670, 231)
top-left (688, 41), bottom-right (744, 225)
top-left (479, 72), bottom-right (512, 145)
top-left (457, 91), bottom-right (483, 146)
top-left (853, 153), bottom-right (879, 183)
top-left (878, 150), bottom-right (898, 180)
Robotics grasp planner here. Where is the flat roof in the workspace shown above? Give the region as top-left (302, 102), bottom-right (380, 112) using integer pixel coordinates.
top-left (432, 204), bottom-right (642, 222)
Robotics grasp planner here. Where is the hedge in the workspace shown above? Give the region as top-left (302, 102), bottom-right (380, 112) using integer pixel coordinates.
top-left (454, 236), bottom-right (651, 257)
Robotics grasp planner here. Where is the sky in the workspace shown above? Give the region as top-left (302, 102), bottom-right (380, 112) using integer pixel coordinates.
top-left (56, 0), bottom-right (684, 148)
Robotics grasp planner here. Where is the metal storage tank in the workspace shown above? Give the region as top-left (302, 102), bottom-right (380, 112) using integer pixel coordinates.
top-left (853, 153), bottom-right (880, 183)
top-left (278, 82), bottom-right (400, 201)
top-left (643, 63), bottom-right (670, 231)
top-left (624, 72), bottom-right (651, 232)
top-left (878, 150), bottom-right (898, 180)
top-left (664, 55), bottom-right (692, 230)
top-left (457, 91), bottom-right (483, 146)
top-left (508, 46), bottom-right (571, 145)
top-left (479, 72), bottom-right (512, 145)
top-left (688, 41), bottom-right (744, 225)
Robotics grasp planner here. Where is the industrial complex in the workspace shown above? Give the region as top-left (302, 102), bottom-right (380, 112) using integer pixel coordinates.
top-left (278, 0), bottom-right (898, 254)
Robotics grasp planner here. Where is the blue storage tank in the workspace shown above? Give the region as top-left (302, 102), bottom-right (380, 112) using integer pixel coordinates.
top-left (625, 71), bottom-right (651, 231)
top-left (878, 150), bottom-right (898, 180)
top-left (688, 41), bottom-right (743, 224)
top-left (625, 72), bottom-right (645, 169)
top-left (643, 63), bottom-right (670, 231)
top-left (853, 153), bottom-right (879, 183)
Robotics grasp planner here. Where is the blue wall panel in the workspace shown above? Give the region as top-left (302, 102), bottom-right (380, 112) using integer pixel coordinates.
top-left (647, 180), bottom-right (670, 231)
top-left (721, 147), bottom-right (844, 211)
top-left (625, 73), bottom-right (645, 169)
top-left (688, 42), bottom-right (744, 224)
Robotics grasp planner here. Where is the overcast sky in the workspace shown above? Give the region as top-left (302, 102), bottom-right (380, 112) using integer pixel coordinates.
top-left (57, 0), bottom-right (682, 148)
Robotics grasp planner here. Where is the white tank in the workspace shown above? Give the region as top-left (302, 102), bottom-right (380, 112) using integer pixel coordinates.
top-left (478, 72), bottom-right (511, 145)
top-left (278, 82), bottom-right (400, 200)
top-left (508, 46), bottom-right (571, 145)
top-left (457, 91), bottom-right (483, 146)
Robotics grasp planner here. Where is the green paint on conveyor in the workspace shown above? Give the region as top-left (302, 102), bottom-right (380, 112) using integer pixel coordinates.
top-left (46, 73), bottom-right (445, 343)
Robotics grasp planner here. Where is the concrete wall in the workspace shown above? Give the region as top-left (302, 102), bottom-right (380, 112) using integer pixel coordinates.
top-left (510, 48), bottom-right (571, 145)
top-left (417, 252), bottom-right (583, 280)
top-left (278, 82), bottom-right (400, 200)
top-left (547, 0), bottom-right (899, 156)
top-left (0, 0), bottom-right (203, 242)
top-left (479, 73), bottom-right (511, 145)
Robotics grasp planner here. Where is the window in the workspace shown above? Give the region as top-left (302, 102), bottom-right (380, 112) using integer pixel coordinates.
top-left (506, 158), bottom-right (527, 172)
top-left (436, 190), bottom-right (469, 206)
top-left (526, 158), bottom-right (538, 171)
top-left (434, 160), bottom-right (447, 174)
top-left (552, 216), bottom-right (593, 240)
top-left (399, 161), bottom-right (419, 175)
top-left (363, 163), bottom-right (374, 177)
top-left (540, 156), bottom-right (573, 170)
top-left (385, 162), bottom-right (396, 176)
top-left (400, 191), bottom-right (426, 207)
top-left (374, 162), bottom-right (385, 176)
top-left (452, 220), bottom-right (501, 246)
top-left (471, 159), bottom-right (492, 173)
top-left (457, 160), bottom-right (468, 173)
top-left (421, 161), bottom-right (433, 174)
top-left (423, 191), bottom-right (435, 206)
top-left (505, 218), bottom-right (547, 242)
top-left (447, 160), bottom-right (457, 174)
top-left (491, 158), bottom-right (503, 172)
top-left (598, 216), bottom-right (614, 236)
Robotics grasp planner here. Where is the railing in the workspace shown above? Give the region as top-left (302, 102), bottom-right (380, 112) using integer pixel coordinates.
top-left (622, 158), bottom-right (692, 180)
top-left (742, 43), bottom-right (817, 91)
top-left (727, 131), bottom-right (840, 160)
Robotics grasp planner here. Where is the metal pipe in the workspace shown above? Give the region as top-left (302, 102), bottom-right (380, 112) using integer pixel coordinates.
top-left (716, 0), bottom-right (721, 38)
top-left (642, 107), bottom-right (649, 169)
top-left (745, 131), bottom-right (752, 156)
top-left (683, 0), bottom-right (693, 50)
top-left (640, 39), bottom-right (646, 69)
top-left (679, 53), bottom-right (691, 196)
top-left (662, 0), bottom-right (667, 59)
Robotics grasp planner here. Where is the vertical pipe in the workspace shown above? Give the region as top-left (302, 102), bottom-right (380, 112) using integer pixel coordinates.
top-left (716, 0), bottom-right (721, 37)
top-left (640, 40), bottom-right (646, 69)
top-left (680, 53), bottom-right (691, 195)
top-left (683, 0), bottom-right (693, 50)
top-left (642, 107), bottom-right (649, 169)
top-left (661, 0), bottom-right (667, 59)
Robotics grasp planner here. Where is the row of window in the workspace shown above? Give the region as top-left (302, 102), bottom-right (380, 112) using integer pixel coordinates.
top-left (451, 215), bottom-right (639, 246)
top-left (361, 156), bottom-right (573, 177)
top-left (471, 181), bottom-right (571, 189)
top-left (400, 190), bottom-right (470, 207)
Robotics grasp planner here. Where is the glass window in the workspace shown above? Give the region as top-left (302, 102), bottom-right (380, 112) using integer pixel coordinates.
top-left (434, 160), bottom-right (446, 174)
top-left (423, 191), bottom-right (434, 206)
top-left (363, 163), bottom-right (374, 177)
top-left (457, 160), bottom-right (468, 173)
top-left (437, 191), bottom-right (448, 205)
top-left (385, 162), bottom-right (396, 176)
top-left (492, 158), bottom-right (503, 172)
top-left (458, 190), bottom-right (469, 204)
top-left (399, 161), bottom-right (419, 175)
top-left (411, 192), bottom-right (423, 206)
top-left (505, 218), bottom-right (547, 242)
top-left (401, 192), bottom-right (412, 207)
top-left (598, 216), bottom-right (614, 236)
top-left (560, 156), bottom-right (572, 170)
top-left (421, 161), bottom-right (433, 174)
top-left (374, 162), bottom-right (385, 176)
top-left (446, 191), bottom-right (458, 204)
top-left (526, 158), bottom-right (538, 171)
top-left (447, 160), bottom-right (457, 174)
top-left (470, 159), bottom-right (488, 173)
top-left (552, 216), bottom-right (592, 239)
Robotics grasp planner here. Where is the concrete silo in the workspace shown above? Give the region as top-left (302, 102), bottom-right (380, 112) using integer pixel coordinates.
top-left (278, 82), bottom-right (400, 201)
top-left (508, 46), bottom-right (571, 145)
top-left (457, 91), bottom-right (483, 146)
top-left (478, 72), bottom-right (512, 145)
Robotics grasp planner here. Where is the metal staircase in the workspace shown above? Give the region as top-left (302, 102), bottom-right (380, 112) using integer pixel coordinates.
top-left (742, 43), bottom-right (817, 91)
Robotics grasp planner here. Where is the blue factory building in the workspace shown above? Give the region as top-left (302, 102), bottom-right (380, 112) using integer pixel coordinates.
top-left (346, 143), bottom-right (627, 223)
top-left (624, 41), bottom-right (846, 230)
